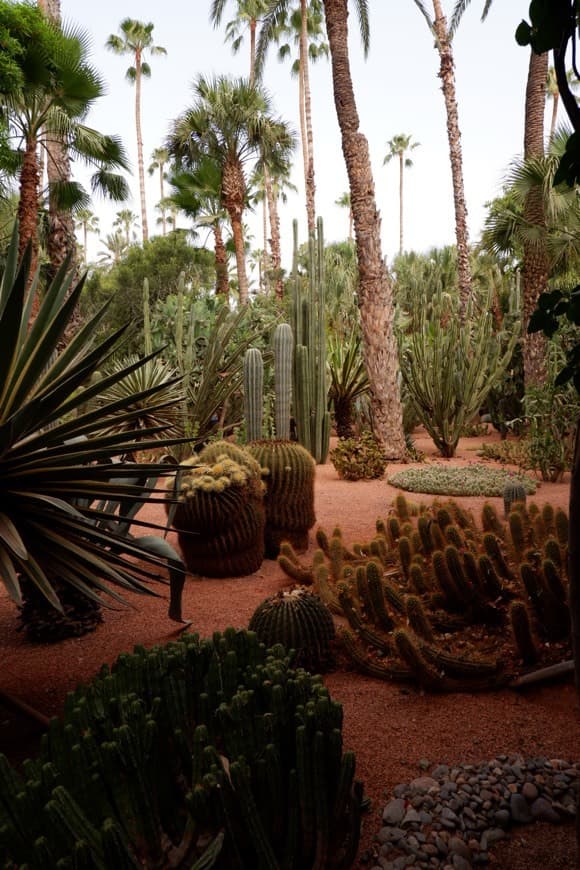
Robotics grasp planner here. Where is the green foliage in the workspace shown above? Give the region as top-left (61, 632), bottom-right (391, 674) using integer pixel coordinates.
top-left (327, 332), bottom-right (369, 439)
top-left (249, 587), bottom-right (336, 671)
top-left (0, 229), bottom-right (187, 618)
top-left (82, 234), bottom-right (216, 350)
top-left (389, 464), bottom-right (536, 497)
top-left (329, 432), bottom-right (388, 482)
top-left (398, 283), bottom-right (520, 457)
top-left (0, 628), bottom-right (362, 868)
top-left (477, 438), bottom-right (531, 468)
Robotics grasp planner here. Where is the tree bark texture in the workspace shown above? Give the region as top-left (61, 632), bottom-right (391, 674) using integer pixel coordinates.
top-left (323, 0), bottom-right (405, 459)
top-left (135, 51), bottom-right (149, 242)
top-left (300, 0), bottom-right (316, 235)
top-left (431, 0), bottom-right (471, 318)
top-left (522, 48), bottom-right (549, 389)
top-left (18, 137), bottom-right (41, 278)
top-left (213, 223), bottom-right (229, 298)
top-left (398, 151), bottom-right (404, 254)
top-left (265, 168), bottom-right (284, 298)
top-left (570, 423), bottom-right (580, 699)
top-left (222, 158), bottom-right (249, 304)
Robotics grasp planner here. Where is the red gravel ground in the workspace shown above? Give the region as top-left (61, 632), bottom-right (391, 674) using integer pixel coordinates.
top-left (0, 432), bottom-right (578, 868)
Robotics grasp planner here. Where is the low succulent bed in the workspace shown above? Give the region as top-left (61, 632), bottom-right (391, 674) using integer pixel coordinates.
top-left (275, 495), bottom-right (570, 692)
top-left (389, 464), bottom-right (537, 497)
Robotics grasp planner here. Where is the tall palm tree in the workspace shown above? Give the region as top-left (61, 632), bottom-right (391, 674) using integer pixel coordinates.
top-left (148, 146), bottom-right (169, 234)
top-left (383, 134), bottom-right (420, 255)
top-left (451, 0), bottom-right (549, 387)
top-left (106, 19), bottom-right (167, 243)
top-left (169, 157), bottom-right (231, 297)
top-left (257, 0), bottom-right (329, 235)
top-left (168, 74), bottom-right (293, 305)
top-left (74, 208), bottom-right (99, 265)
top-left (210, 0), bottom-right (270, 86)
top-left (98, 229), bottom-right (128, 266)
top-left (546, 66), bottom-right (580, 143)
top-left (322, 0), bottom-right (406, 458)
top-left (335, 191), bottom-right (353, 241)
top-left (2, 11), bottom-right (129, 280)
top-left (413, 1), bottom-right (471, 316)
top-left (113, 209), bottom-right (139, 247)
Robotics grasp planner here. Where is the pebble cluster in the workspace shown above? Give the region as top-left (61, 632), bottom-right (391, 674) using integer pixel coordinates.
top-left (365, 755), bottom-right (579, 869)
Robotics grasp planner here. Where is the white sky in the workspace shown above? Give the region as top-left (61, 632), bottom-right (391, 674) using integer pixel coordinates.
top-left (60, 1), bottom-right (546, 273)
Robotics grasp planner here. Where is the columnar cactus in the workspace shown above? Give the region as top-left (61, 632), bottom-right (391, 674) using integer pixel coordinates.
top-left (503, 480), bottom-right (527, 517)
top-left (243, 347), bottom-right (264, 441)
top-left (273, 322), bottom-right (293, 440)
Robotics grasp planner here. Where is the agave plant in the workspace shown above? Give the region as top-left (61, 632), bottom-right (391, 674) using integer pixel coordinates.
top-left (327, 333), bottom-right (369, 438)
top-left (0, 228), bottom-right (187, 625)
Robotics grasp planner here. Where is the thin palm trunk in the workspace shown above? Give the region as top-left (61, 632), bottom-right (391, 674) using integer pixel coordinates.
top-left (522, 48), bottom-right (549, 389)
top-left (213, 223), bottom-right (229, 297)
top-left (222, 158), bottom-right (249, 304)
top-left (135, 51), bottom-right (149, 242)
top-left (398, 151), bottom-right (404, 254)
top-left (549, 91), bottom-right (559, 142)
top-left (18, 137), bottom-right (40, 272)
top-left (432, 0), bottom-right (471, 318)
top-left (82, 221), bottom-right (88, 264)
top-left (265, 170), bottom-right (283, 298)
top-left (262, 176), bottom-right (269, 292)
top-left (301, 0), bottom-right (316, 235)
top-left (249, 18), bottom-right (257, 86)
top-left (158, 165), bottom-right (166, 235)
top-left (230, 215), bottom-right (249, 303)
top-left (323, 0), bottom-right (405, 459)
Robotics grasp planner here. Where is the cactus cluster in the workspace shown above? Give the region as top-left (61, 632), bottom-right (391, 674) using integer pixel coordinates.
top-left (247, 439), bottom-right (316, 557)
top-left (166, 441), bottom-right (265, 577)
top-left (0, 629), bottom-right (362, 869)
top-left (276, 497), bottom-right (570, 691)
top-left (389, 464), bottom-right (536, 497)
top-left (249, 587), bottom-right (336, 672)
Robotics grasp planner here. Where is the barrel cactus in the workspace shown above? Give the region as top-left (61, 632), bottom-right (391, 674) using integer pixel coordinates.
top-left (249, 587), bottom-right (335, 670)
top-left (167, 442), bottom-right (265, 577)
top-left (246, 439), bottom-right (316, 558)
top-left (503, 480), bottom-right (527, 518)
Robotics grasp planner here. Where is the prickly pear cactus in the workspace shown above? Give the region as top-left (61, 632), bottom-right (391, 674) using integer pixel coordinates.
top-left (247, 439), bottom-right (316, 558)
top-left (249, 587), bottom-right (335, 671)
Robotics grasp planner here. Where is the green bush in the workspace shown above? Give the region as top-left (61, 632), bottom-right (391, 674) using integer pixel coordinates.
top-left (389, 464), bottom-right (537, 497)
top-left (330, 432), bottom-right (388, 481)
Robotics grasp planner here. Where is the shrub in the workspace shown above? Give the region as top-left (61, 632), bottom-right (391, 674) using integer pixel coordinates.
top-left (330, 432), bottom-right (388, 481)
top-left (389, 464), bottom-right (537, 497)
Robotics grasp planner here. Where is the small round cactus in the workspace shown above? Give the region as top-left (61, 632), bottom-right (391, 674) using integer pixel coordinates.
top-left (248, 587), bottom-right (335, 671)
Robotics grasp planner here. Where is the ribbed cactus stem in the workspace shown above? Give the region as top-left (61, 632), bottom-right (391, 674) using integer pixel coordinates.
top-left (273, 323), bottom-right (293, 440)
top-left (244, 348), bottom-right (264, 442)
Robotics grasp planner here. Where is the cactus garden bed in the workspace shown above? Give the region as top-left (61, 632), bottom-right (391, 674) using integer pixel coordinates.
top-left (0, 431), bottom-right (576, 869)
top-left (389, 463), bottom-right (537, 497)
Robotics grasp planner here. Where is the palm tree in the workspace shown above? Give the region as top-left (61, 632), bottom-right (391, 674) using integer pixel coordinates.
top-left (546, 66), bottom-right (580, 143)
top-left (322, 0), bottom-right (406, 458)
top-left (169, 157), bottom-right (231, 297)
top-left (257, 0), bottom-right (329, 235)
top-left (383, 134), bottom-right (420, 255)
top-left (106, 19), bottom-right (167, 243)
top-left (1, 9), bottom-right (129, 280)
top-left (335, 191), bottom-right (353, 241)
top-left (413, 1), bottom-right (471, 316)
top-left (451, 0), bottom-right (549, 387)
top-left (210, 0), bottom-right (270, 86)
top-left (148, 146), bottom-right (169, 234)
top-left (113, 209), bottom-right (139, 247)
top-left (74, 208), bottom-right (100, 265)
top-left (168, 74), bottom-right (293, 305)
top-left (98, 230), bottom-right (128, 266)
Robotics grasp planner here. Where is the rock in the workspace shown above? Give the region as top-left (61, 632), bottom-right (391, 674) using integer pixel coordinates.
top-left (480, 828), bottom-right (505, 851)
top-left (530, 797), bottom-right (561, 823)
top-left (494, 809), bottom-right (511, 829)
top-left (432, 764), bottom-right (450, 779)
top-left (383, 798), bottom-right (406, 826)
top-left (522, 781), bottom-right (538, 801)
top-left (449, 836), bottom-right (472, 861)
top-left (451, 856), bottom-right (471, 870)
top-left (402, 808), bottom-right (422, 826)
top-left (410, 776), bottom-right (439, 793)
top-left (510, 792), bottom-right (532, 824)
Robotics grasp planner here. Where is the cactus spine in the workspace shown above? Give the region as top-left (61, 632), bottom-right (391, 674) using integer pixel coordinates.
top-left (290, 218), bottom-right (330, 464)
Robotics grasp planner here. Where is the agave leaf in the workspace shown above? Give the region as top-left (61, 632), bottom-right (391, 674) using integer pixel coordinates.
top-left (0, 513), bottom-right (28, 559)
top-left (0, 548), bottom-right (22, 605)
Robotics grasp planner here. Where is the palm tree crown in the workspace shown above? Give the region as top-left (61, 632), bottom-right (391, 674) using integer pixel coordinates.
top-left (384, 133), bottom-right (420, 255)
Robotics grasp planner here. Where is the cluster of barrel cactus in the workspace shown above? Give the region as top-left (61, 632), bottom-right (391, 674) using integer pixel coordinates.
top-left (249, 587), bottom-right (336, 672)
top-left (0, 629), bottom-right (362, 869)
top-left (277, 496), bottom-right (570, 691)
top-left (166, 441), bottom-right (265, 577)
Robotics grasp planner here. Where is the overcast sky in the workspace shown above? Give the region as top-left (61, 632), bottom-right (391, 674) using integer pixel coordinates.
top-left (60, 1), bottom-right (548, 273)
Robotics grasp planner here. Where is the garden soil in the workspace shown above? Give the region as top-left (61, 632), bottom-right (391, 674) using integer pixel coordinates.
top-left (0, 431), bottom-right (578, 868)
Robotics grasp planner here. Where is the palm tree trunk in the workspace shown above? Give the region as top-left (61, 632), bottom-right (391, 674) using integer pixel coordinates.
top-left (222, 159), bottom-right (249, 304)
top-left (249, 18), bottom-right (257, 87)
top-left (135, 52), bottom-right (149, 242)
top-left (265, 170), bottom-right (283, 299)
top-left (83, 222), bottom-right (88, 265)
top-left (159, 165), bottom-right (166, 235)
top-left (301, 0), bottom-right (316, 236)
top-left (213, 223), bottom-right (229, 297)
top-left (522, 48), bottom-right (549, 389)
top-left (398, 151), bottom-right (404, 255)
top-left (323, 0), bottom-right (405, 459)
top-left (431, 0), bottom-right (471, 319)
top-left (18, 137), bottom-right (40, 273)
top-left (549, 92), bottom-right (559, 142)
top-left (230, 215), bottom-right (249, 304)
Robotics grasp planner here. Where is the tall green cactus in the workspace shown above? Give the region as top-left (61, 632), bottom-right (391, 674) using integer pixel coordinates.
top-left (244, 348), bottom-right (264, 441)
top-left (273, 322), bottom-right (293, 440)
top-left (291, 218), bottom-right (330, 464)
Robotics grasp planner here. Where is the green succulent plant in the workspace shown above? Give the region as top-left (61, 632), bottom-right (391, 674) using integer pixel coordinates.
top-left (389, 464), bottom-right (536, 497)
top-left (0, 228), bottom-right (186, 620)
